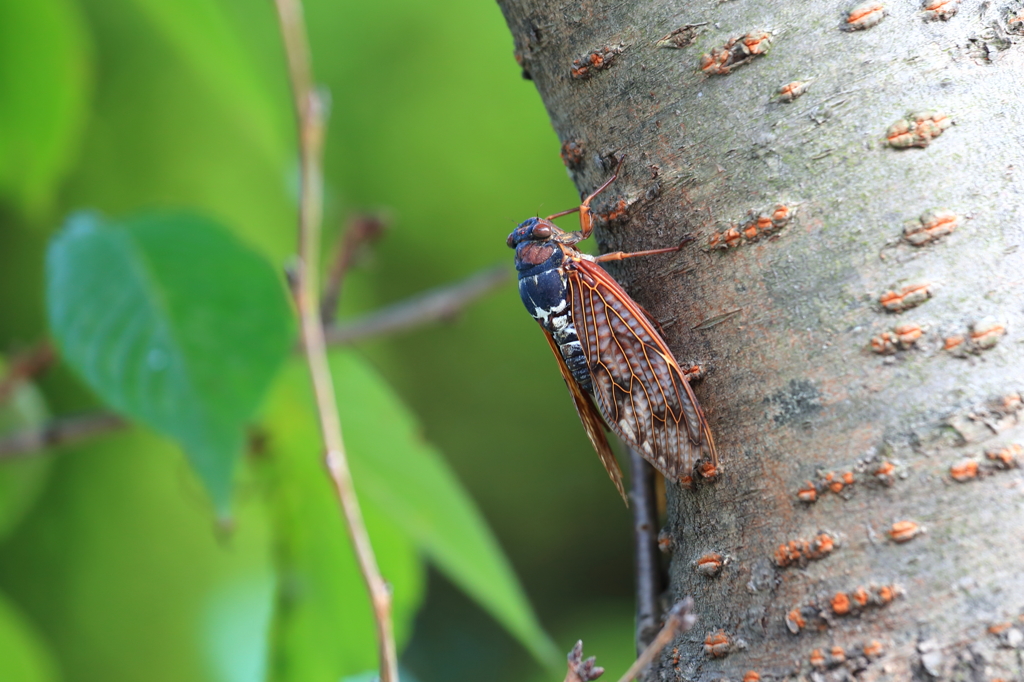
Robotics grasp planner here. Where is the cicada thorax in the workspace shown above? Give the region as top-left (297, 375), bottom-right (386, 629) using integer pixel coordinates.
top-left (515, 242), bottom-right (593, 393)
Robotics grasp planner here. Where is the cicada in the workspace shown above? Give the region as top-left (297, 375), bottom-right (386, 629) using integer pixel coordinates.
top-left (507, 160), bottom-right (717, 502)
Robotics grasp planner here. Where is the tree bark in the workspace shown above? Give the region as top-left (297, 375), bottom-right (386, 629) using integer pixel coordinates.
top-left (498, 1), bottom-right (1024, 680)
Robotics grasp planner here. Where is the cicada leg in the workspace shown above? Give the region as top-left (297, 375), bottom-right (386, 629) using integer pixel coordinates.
top-left (545, 156), bottom-right (625, 239)
top-left (592, 235), bottom-right (696, 263)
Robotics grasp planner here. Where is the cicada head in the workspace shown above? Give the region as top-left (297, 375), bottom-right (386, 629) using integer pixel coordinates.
top-left (506, 217), bottom-right (560, 248)
top-left (508, 218), bottom-right (570, 274)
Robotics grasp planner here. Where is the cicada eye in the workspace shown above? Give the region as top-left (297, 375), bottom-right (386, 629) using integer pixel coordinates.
top-left (506, 232), bottom-right (516, 248)
top-left (532, 223), bottom-right (552, 239)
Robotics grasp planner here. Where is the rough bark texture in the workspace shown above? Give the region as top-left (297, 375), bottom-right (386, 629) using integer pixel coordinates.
top-left (498, 1), bottom-right (1024, 680)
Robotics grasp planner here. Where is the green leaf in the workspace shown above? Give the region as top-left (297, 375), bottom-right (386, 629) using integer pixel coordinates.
top-left (260, 359), bottom-right (424, 681)
top-left (0, 590), bottom-right (58, 682)
top-left (45, 211), bottom-right (295, 514)
top-left (0, 357), bottom-right (52, 542)
top-left (0, 0), bottom-right (91, 217)
top-left (267, 351), bottom-right (559, 669)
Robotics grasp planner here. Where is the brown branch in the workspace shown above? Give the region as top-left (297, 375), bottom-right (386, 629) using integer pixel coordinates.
top-left (628, 447), bottom-right (663, 654)
top-left (321, 213), bottom-right (389, 325)
top-left (0, 341), bottom-right (56, 404)
top-left (273, 1), bottom-right (398, 681)
top-left (0, 266), bottom-right (508, 458)
top-left (561, 599), bottom-right (695, 682)
top-left (615, 598), bottom-right (695, 682)
top-left (324, 264), bottom-right (509, 346)
top-left (0, 412), bottom-right (126, 459)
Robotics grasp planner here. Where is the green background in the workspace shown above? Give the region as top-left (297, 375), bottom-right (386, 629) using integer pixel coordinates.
top-left (0, 0), bottom-right (639, 679)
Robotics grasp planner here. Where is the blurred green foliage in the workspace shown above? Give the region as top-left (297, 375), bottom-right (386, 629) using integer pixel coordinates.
top-left (0, 359), bottom-right (51, 542)
top-left (259, 358), bottom-right (425, 679)
top-left (0, 0), bottom-right (639, 680)
top-left (0, 0), bottom-right (91, 217)
top-left (0, 589), bottom-right (58, 682)
top-left (260, 353), bottom-right (557, 671)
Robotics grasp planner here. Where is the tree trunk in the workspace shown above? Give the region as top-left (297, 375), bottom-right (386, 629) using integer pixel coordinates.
top-left (498, 1), bottom-right (1024, 680)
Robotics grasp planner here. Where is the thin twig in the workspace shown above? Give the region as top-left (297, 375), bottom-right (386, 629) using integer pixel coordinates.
top-left (0, 341), bottom-right (56, 404)
top-left (0, 266), bottom-right (509, 458)
top-left (616, 598), bottom-right (696, 682)
top-left (0, 412), bottom-right (126, 458)
top-left (324, 264), bottom-right (509, 346)
top-left (321, 213), bottom-right (389, 325)
top-left (273, 2), bottom-right (398, 681)
top-left (628, 447), bottom-right (663, 654)
top-left (564, 641), bottom-right (605, 682)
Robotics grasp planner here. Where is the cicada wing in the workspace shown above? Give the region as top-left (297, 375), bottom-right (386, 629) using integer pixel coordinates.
top-left (540, 326), bottom-right (627, 504)
top-left (568, 257), bottom-right (717, 483)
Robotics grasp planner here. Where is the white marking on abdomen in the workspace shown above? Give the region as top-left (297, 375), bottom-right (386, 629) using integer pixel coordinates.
top-left (551, 319), bottom-right (578, 347)
top-left (531, 297), bottom-right (567, 324)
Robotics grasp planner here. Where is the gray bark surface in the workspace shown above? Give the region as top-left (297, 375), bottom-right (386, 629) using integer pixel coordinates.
top-left (498, 0), bottom-right (1024, 680)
